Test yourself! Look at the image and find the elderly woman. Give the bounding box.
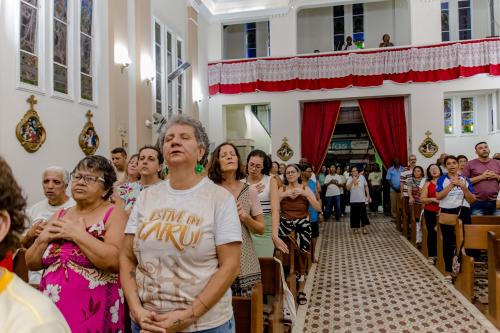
[0,156,71,332]
[25,155,127,333]
[114,145,164,214]
[244,150,282,257]
[208,142,264,296]
[121,116,241,333]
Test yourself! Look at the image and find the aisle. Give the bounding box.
[299,215,499,333]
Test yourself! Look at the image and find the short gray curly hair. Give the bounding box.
[157,115,210,165]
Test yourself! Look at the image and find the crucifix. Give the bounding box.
[85,110,93,123]
[425,130,432,137]
[27,95,37,111]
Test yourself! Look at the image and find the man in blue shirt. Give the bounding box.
[386,157,406,219]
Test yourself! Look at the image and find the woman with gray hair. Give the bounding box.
[120,115,241,333]
[26,155,127,333]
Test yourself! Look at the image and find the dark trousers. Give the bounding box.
[341,192,348,214]
[440,206,471,272]
[424,210,438,257]
[324,195,341,220]
[350,202,370,228]
[369,187,382,212]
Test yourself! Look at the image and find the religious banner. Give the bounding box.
[78,110,99,155]
[277,137,293,161]
[15,95,46,153]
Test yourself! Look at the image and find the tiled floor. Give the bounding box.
[298,215,499,333]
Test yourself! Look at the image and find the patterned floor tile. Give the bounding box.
[303,217,498,333]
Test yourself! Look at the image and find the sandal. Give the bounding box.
[297,292,307,305]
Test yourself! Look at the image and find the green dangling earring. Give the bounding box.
[163,165,169,177]
[195,162,204,175]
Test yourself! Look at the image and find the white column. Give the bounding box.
[409,0,442,44]
[269,11,297,57]
[270,97,301,163]
[409,87,445,167]
[207,22,223,62]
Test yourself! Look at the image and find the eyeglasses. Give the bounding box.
[70,173,105,185]
[248,163,263,170]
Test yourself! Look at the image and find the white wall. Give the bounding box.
[223,24,245,59]
[297,7,332,54]
[365,1,395,49]
[208,76,500,168]
[151,0,187,40]
[472,0,492,39]
[0,0,110,205]
[197,13,210,135]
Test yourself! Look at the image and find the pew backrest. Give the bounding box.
[472,215,500,225]
[456,221,500,250]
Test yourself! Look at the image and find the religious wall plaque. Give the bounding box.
[418,130,439,158]
[277,137,294,161]
[15,95,46,153]
[78,110,99,156]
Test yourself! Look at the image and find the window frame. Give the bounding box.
[457,0,472,40]
[444,95,478,137]
[16,0,46,94]
[153,19,165,116]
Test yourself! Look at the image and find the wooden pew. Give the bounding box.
[13,248,28,283]
[401,198,410,239]
[395,197,403,232]
[436,222,446,274]
[259,258,285,333]
[410,204,423,246]
[420,212,429,258]
[436,215,500,276]
[487,231,500,328]
[232,283,264,333]
[472,216,500,225]
[454,220,500,301]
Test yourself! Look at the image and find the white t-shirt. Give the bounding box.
[347,175,368,203]
[368,172,382,186]
[436,174,474,209]
[26,198,76,284]
[337,174,346,194]
[324,174,342,197]
[26,198,76,230]
[0,269,71,333]
[126,177,242,332]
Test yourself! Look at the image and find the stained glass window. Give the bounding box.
[53,0,68,94]
[80,0,93,101]
[154,22,163,114]
[461,97,474,133]
[20,0,39,86]
[444,99,453,134]
[441,2,449,42]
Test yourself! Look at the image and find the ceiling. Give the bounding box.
[199,0,291,15]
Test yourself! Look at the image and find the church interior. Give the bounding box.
[1,0,500,332]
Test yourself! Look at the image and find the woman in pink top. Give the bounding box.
[26,155,127,333]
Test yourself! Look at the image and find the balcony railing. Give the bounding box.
[208,38,500,96]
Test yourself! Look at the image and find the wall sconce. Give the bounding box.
[146,76,155,86]
[120,60,131,73]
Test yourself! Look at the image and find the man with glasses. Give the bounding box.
[23,166,75,284]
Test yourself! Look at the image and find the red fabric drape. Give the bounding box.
[301,101,341,172]
[359,97,408,169]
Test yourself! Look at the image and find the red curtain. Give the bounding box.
[301,101,341,172]
[359,97,408,169]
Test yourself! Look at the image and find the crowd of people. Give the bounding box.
[1,113,499,332]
